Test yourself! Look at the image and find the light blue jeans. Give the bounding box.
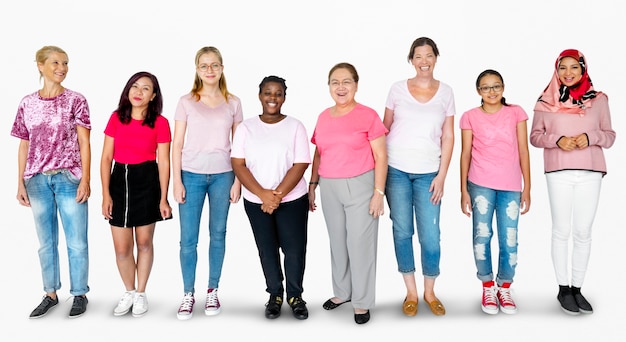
[179,170,234,292]
[386,166,440,277]
[467,181,520,285]
[25,171,89,295]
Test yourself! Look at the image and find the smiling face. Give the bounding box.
[477,74,504,106]
[328,67,358,106]
[410,44,437,76]
[259,81,285,115]
[196,52,223,86]
[557,56,583,87]
[128,76,156,110]
[37,51,68,85]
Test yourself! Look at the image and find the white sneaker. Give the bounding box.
[132,292,148,317]
[205,288,221,316]
[113,290,135,316]
[177,292,195,320]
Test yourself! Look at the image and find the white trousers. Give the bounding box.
[545,170,602,287]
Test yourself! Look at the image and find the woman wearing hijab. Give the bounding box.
[530,49,615,315]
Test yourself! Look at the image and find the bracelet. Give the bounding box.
[309,181,319,185]
[374,187,385,196]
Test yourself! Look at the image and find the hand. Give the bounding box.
[368,193,385,218]
[573,133,589,149]
[173,181,186,204]
[230,183,241,204]
[160,200,173,219]
[308,190,317,212]
[461,191,471,217]
[102,196,113,220]
[16,183,30,207]
[76,180,90,204]
[429,175,445,205]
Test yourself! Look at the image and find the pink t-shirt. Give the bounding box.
[311,103,388,178]
[231,115,311,204]
[459,104,528,191]
[174,93,243,174]
[104,112,172,164]
[11,89,91,180]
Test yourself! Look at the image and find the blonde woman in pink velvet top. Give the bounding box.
[530,49,615,315]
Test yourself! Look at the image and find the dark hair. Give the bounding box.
[327,62,359,84]
[115,71,163,128]
[259,75,287,95]
[476,69,509,106]
[407,37,440,63]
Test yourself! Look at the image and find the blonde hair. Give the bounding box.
[191,46,231,103]
[35,46,68,81]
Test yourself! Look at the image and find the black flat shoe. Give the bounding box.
[288,297,308,320]
[265,295,283,319]
[322,298,351,310]
[354,310,370,324]
[571,287,593,314]
[557,286,580,315]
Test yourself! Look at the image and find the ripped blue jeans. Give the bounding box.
[467,181,520,286]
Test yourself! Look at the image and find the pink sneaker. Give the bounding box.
[177,292,195,320]
[205,288,221,316]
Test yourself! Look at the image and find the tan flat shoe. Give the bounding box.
[402,297,418,316]
[424,297,446,316]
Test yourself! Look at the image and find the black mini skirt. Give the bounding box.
[109,160,164,227]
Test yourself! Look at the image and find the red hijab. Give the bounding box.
[534,49,598,114]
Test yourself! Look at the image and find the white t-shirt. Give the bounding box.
[385,80,455,173]
[231,115,311,204]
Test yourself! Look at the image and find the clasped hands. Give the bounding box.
[557,134,588,151]
[260,189,283,214]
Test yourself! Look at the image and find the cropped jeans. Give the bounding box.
[179,170,234,293]
[386,166,441,278]
[25,171,90,296]
[467,181,520,285]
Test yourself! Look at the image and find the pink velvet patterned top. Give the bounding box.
[11,89,91,180]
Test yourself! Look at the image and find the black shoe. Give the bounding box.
[288,296,308,320]
[557,286,580,315]
[322,298,351,310]
[354,310,370,324]
[30,295,59,318]
[69,295,88,318]
[265,295,283,319]
[571,287,593,314]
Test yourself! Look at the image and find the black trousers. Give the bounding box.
[244,194,309,299]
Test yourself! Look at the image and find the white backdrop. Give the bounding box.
[1,0,624,340]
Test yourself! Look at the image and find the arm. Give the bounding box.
[369,135,387,218]
[274,163,310,204]
[171,120,186,204]
[231,157,281,214]
[16,139,30,207]
[576,95,616,150]
[75,126,91,204]
[459,129,472,217]
[382,107,394,130]
[157,142,172,219]
[308,147,320,212]
[431,115,454,205]
[517,120,531,214]
[100,136,114,219]
[230,121,242,203]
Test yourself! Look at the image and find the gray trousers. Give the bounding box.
[320,170,379,309]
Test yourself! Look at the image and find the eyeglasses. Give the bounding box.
[477,84,503,93]
[329,79,355,88]
[197,63,222,72]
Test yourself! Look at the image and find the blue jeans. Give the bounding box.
[386,166,440,277]
[243,195,308,299]
[25,171,89,295]
[467,181,520,285]
[179,170,234,292]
